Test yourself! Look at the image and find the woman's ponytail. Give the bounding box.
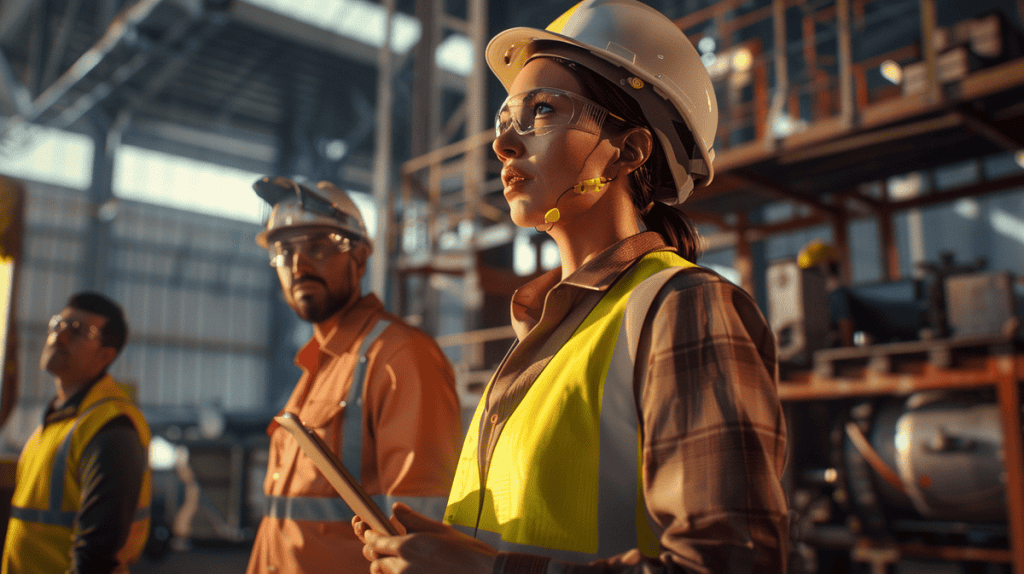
[641,201,703,262]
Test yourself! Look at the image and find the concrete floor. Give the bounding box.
[133,542,253,574]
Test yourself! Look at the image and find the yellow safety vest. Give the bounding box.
[446,251,696,560]
[2,375,152,574]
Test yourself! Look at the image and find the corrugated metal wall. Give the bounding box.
[7,179,274,447]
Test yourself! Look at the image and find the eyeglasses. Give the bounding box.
[269,232,352,268]
[495,87,627,138]
[48,315,102,341]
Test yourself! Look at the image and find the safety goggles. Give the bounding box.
[268,232,352,268]
[48,315,102,341]
[495,87,626,138]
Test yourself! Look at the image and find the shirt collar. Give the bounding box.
[45,372,106,424]
[510,232,671,337]
[295,293,384,370]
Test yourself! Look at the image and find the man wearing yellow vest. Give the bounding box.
[3,292,151,574]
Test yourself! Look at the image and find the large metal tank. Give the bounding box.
[839,392,1008,531]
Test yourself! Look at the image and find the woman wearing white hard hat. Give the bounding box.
[354,1,788,572]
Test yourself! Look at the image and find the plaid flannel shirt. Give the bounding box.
[479,232,789,574]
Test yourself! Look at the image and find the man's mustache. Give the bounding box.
[292,275,327,289]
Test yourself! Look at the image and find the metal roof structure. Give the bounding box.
[0,0,414,187]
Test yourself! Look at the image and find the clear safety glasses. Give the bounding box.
[48,315,101,341]
[494,87,626,138]
[268,232,352,268]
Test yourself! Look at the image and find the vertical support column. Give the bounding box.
[368,0,396,300]
[877,206,901,280]
[768,0,787,143]
[82,111,117,293]
[735,214,754,296]
[265,65,303,408]
[836,0,854,125]
[831,212,851,285]
[919,0,939,102]
[410,0,440,160]
[801,12,817,119]
[995,354,1024,572]
[462,0,487,369]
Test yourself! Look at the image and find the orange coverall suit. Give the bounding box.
[247,293,462,574]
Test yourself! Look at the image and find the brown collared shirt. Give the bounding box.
[483,232,789,574]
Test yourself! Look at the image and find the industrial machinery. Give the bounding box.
[775,257,1024,572]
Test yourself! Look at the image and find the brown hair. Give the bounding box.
[545,57,703,262]
[68,292,128,354]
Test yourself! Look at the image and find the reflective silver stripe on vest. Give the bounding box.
[266,493,447,522]
[8,506,77,529]
[13,396,151,529]
[596,267,682,556]
[453,523,595,562]
[382,495,449,521]
[341,319,392,484]
[50,399,122,514]
[266,495,358,522]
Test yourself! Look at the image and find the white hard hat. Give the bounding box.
[254,177,371,250]
[486,0,718,204]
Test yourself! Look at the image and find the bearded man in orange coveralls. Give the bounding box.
[246,176,462,574]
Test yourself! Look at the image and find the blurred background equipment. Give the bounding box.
[0,176,24,550]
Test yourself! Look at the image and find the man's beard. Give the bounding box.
[287,276,355,324]
[293,293,345,324]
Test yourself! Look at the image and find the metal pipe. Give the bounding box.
[368,0,396,300]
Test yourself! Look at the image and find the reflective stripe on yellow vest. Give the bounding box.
[445,251,696,559]
[2,375,152,574]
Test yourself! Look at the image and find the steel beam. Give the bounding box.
[0,0,35,42]
[41,0,86,90]
[0,48,31,117]
[23,0,168,124]
[228,1,411,70]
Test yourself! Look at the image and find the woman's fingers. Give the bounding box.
[391,503,448,534]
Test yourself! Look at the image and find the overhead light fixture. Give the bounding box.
[732,47,753,73]
[697,37,716,54]
[771,113,806,138]
[435,35,474,77]
[1015,149,1024,169]
[880,59,903,84]
[324,139,348,161]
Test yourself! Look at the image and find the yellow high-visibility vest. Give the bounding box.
[2,375,151,574]
[446,251,696,560]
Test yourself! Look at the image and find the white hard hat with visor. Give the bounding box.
[254,176,372,266]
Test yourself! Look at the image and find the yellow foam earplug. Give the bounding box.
[574,177,606,195]
[544,208,561,223]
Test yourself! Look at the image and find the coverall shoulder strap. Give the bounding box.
[341,318,392,483]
